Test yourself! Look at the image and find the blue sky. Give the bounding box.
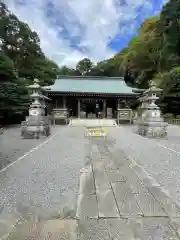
[5,0,168,67]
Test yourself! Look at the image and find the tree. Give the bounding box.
[159,0,180,69]
[0,53,29,123]
[76,58,93,75]
[0,2,60,85]
[0,2,61,124]
[119,16,163,88]
[0,53,15,113]
[58,65,81,76]
[154,67,180,114]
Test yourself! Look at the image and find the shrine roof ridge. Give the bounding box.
[56,75,124,80]
[43,75,138,95]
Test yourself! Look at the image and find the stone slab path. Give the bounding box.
[1,126,180,239]
[76,136,180,239]
[108,125,180,205]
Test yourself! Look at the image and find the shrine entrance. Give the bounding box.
[80,99,104,118]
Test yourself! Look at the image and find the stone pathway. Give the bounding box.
[108,125,180,204]
[7,133,180,239]
[76,136,180,239]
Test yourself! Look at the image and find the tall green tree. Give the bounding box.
[0,2,61,123]
[0,2,60,85]
[76,58,93,75]
[159,0,180,70]
[0,53,29,123]
[58,65,81,76]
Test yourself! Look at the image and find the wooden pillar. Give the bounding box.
[124,97,127,108]
[117,99,120,109]
[103,99,106,118]
[53,110,55,126]
[78,99,80,118]
[63,96,66,108]
[117,99,120,125]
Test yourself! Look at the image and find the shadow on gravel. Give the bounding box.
[0,127,43,171]
[8,194,79,240]
[8,219,79,240]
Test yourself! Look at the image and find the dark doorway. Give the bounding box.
[67,97,78,117]
[106,99,117,118]
[81,99,103,118]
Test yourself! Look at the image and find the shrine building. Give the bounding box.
[42,76,138,124]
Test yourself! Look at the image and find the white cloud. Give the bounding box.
[4,0,167,67]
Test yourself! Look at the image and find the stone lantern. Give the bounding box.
[136,81,168,138]
[28,78,46,117]
[21,78,51,139]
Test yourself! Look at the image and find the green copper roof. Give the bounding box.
[43,76,135,95]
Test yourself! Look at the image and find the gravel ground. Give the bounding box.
[1,124,180,237]
[0,126,86,224]
[108,124,180,204]
[0,125,48,170]
[2,130,180,240]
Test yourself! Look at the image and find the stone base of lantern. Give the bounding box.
[137,121,168,138]
[21,116,51,139]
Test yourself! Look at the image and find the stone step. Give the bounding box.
[70,119,117,127]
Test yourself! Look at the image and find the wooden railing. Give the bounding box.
[132,116,180,126]
[165,119,180,125]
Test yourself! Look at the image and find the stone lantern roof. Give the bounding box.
[28,78,41,89]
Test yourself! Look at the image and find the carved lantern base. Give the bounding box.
[137,121,168,138]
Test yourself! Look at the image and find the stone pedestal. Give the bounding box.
[137,119,168,138]
[52,108,69,125]
[117,108,133,125]
[21,115,51,139]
